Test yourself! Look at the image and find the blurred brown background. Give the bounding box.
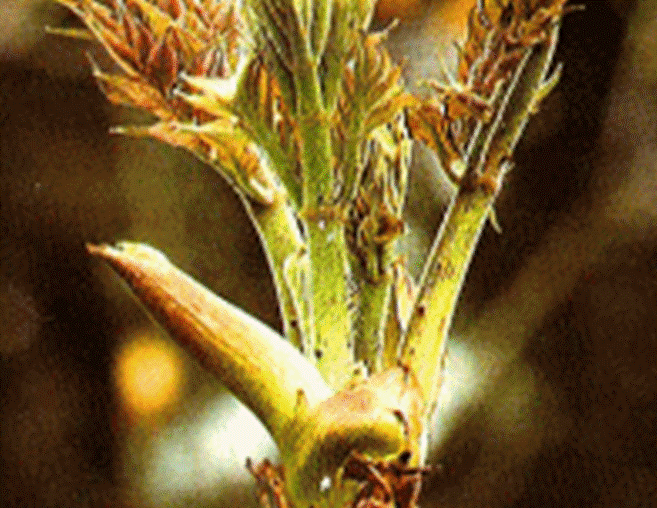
[1,1,655,507]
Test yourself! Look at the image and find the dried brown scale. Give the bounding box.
[192,1,211,25]
[429,82,492,122]
[107,24,141,66]
[94,71,176,119]
[300,204,346,226]
[167,0,184,19]
[247,458,290,508]
[120,10,139,53]
[405,105,461,171]
[88,0,120,30]
[143,32,174,92]
[135,17,155,62]
[480,47,526,90]
[341,451,430,508]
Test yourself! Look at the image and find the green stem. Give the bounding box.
[401,22,563,457]
[353,275,391,373]
[381,278,403,369]
[304,220,354,388]
[400,182,495,421]
[244,188,312,354]
[297,51,354,388]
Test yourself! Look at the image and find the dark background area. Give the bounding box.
[1,1,655,507]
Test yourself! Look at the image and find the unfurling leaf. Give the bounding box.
[53,1,284,203]
[92,67,176,119]
[233,55,303,204]
[333,28,411,201]
[54,0,244,101]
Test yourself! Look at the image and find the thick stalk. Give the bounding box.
[304,219,354,388]
[400,183,497,423]
[283,365,425,508]
[401,22,563,459]
[89,244,422,508]
[87,242,332,445]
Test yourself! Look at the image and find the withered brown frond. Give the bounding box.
[458,0,572,90]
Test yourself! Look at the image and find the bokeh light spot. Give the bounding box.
[114,334,184,417]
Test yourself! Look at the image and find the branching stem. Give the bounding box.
[401,22,563,461]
